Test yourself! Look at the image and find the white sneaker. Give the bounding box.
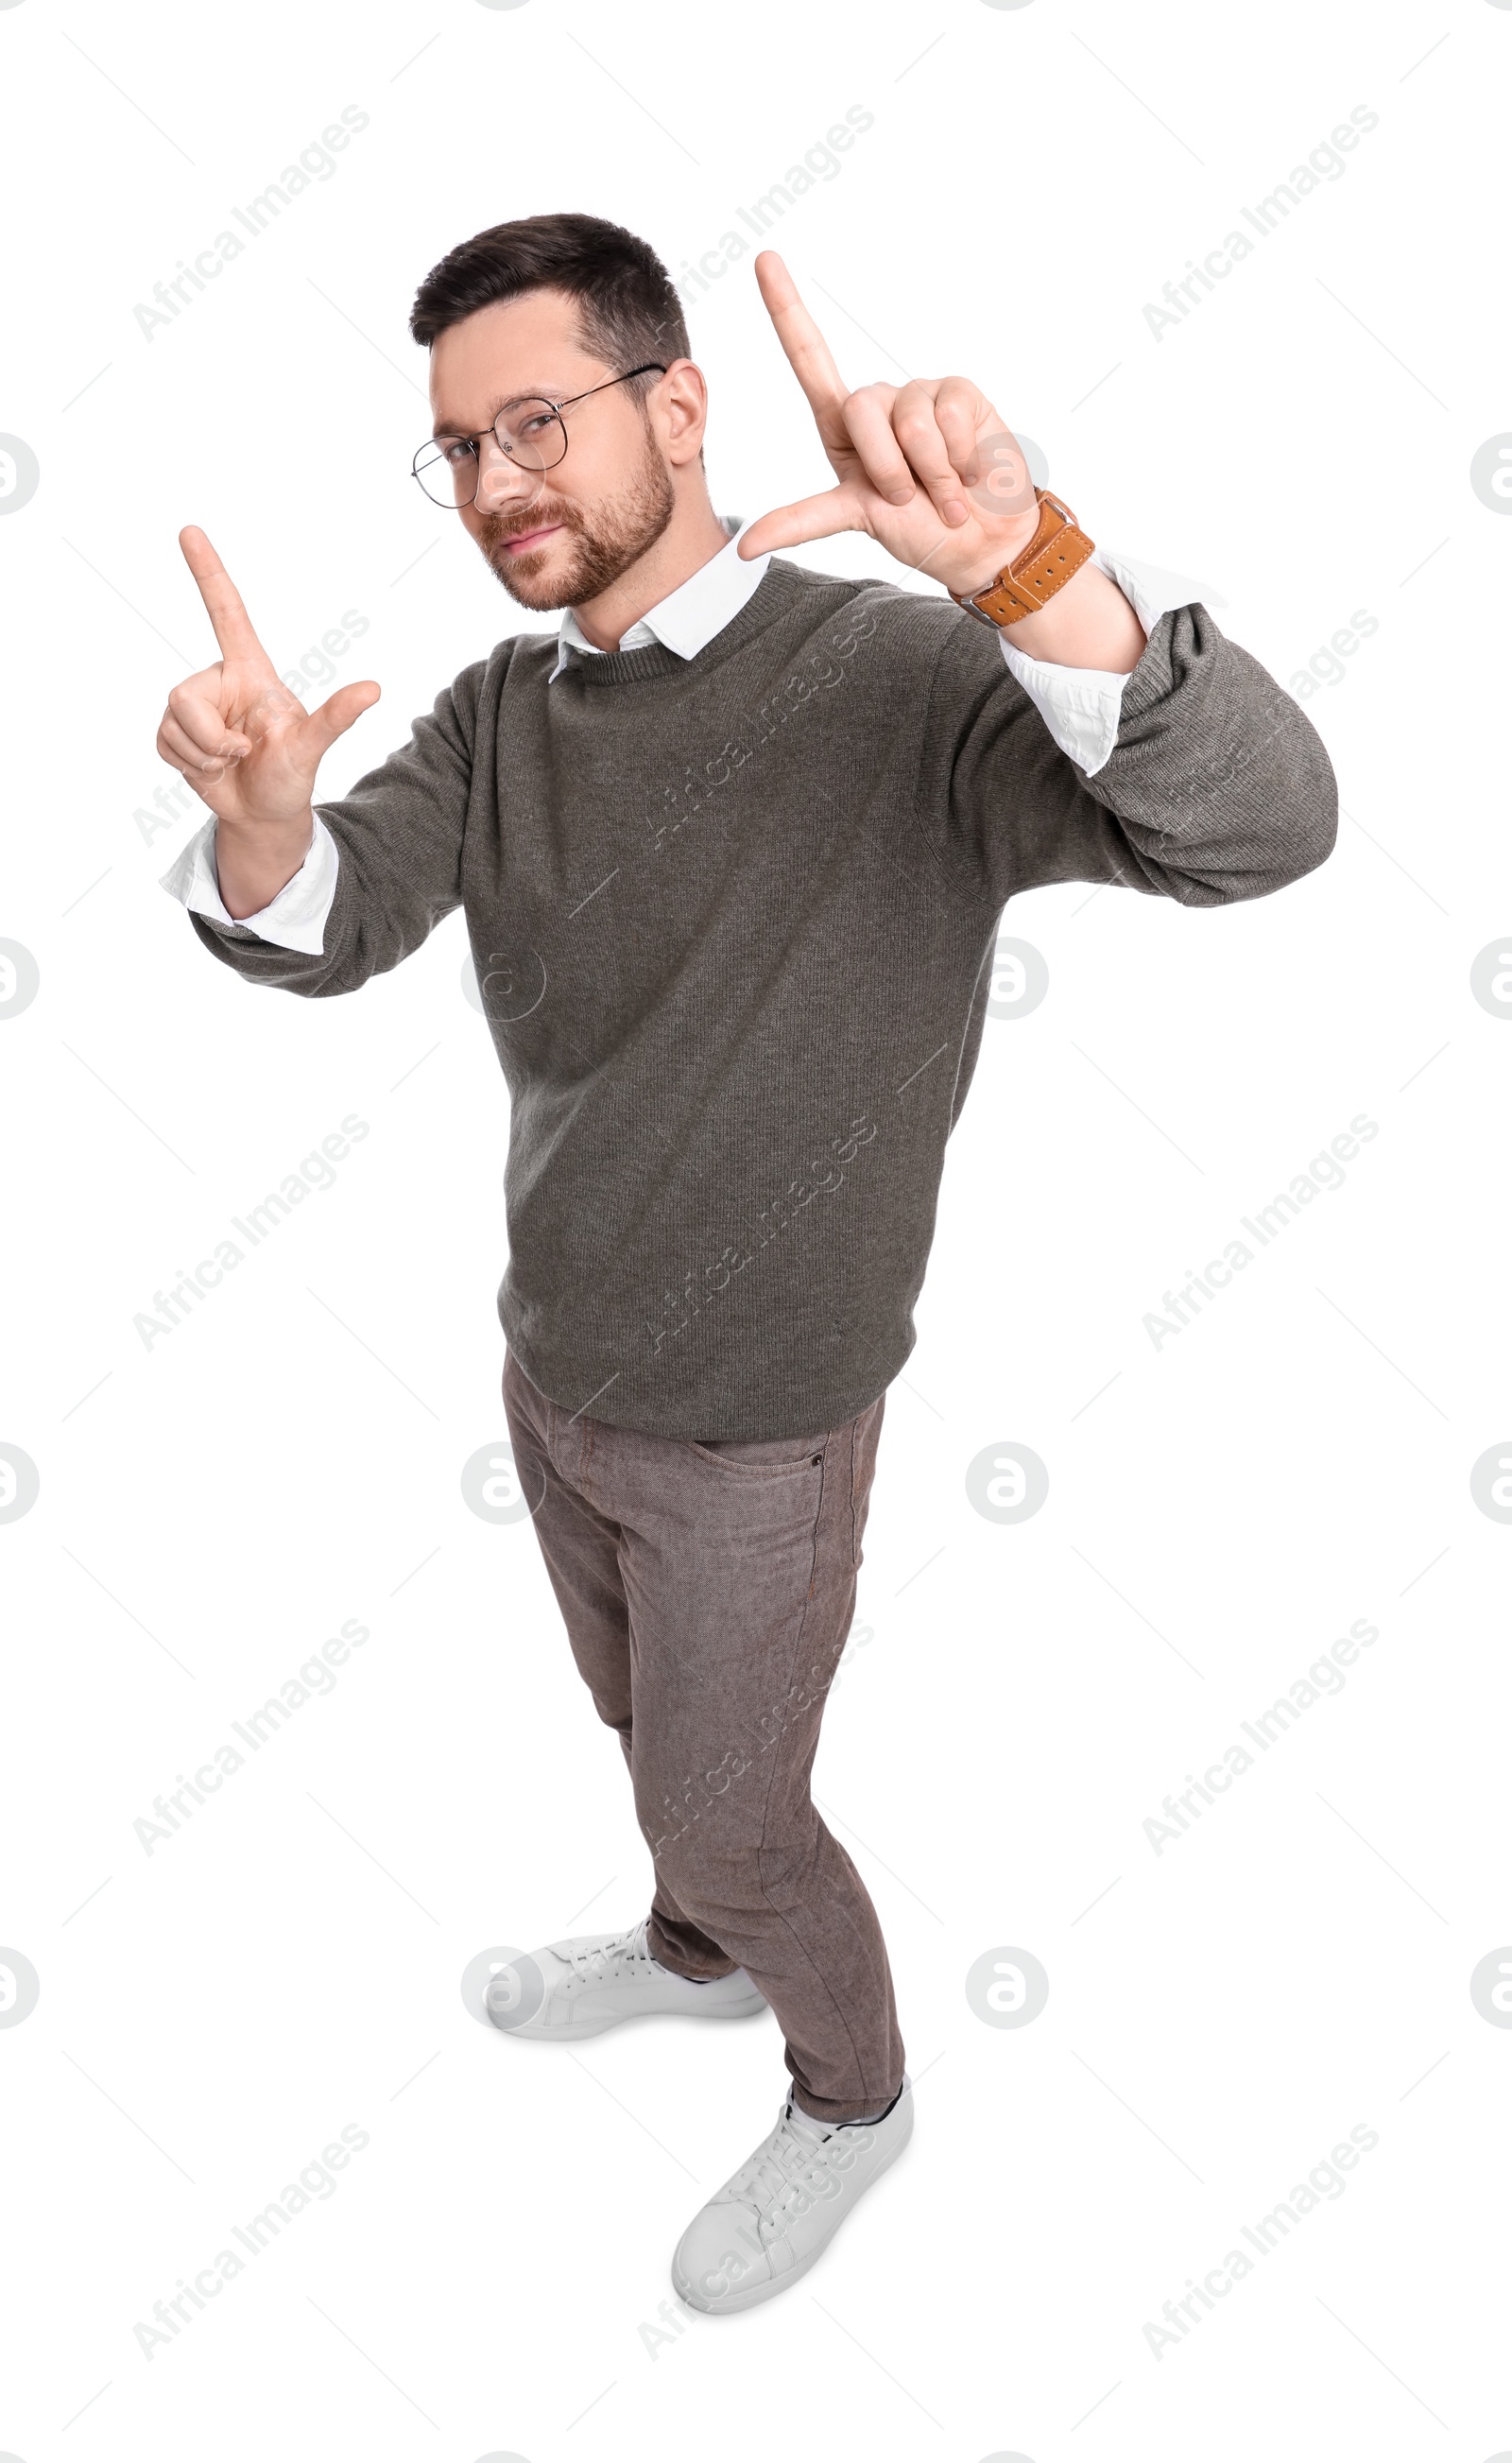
[484,1918,767,2040]
[672,2077,913,2313]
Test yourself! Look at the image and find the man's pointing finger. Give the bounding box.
[179,525,273,667]
[754,250,850,427]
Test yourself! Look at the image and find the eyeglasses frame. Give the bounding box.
[411,361,669,508]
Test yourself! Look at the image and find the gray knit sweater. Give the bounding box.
[188,559,1336,1437]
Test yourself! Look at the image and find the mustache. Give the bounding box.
[477,491,582,549]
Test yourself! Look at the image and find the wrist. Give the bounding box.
[953,490,1097,633]
[953,518,1040,600]
[994,560,1146,674]
[213,809,316,920]
[215,807,315,851]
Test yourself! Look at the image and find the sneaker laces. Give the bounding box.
[561,1919,656,1984]
[727,2102,863,2237]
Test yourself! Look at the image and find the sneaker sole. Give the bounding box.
[674,2102,915,2314]
[490,1988,769,2040]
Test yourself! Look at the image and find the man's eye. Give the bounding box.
[516,412,556,440]
[439,439,474,466]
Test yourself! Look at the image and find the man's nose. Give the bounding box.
[474,433,542,512]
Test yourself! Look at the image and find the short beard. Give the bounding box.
[475,426,677,612]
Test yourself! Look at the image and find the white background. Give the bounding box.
[2,0,1510,2455]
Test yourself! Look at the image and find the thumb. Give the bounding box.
[738,485,857,560]
[299,677,381,760]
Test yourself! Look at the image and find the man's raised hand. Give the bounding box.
[737,252,1043,599]
[156,527,380,829]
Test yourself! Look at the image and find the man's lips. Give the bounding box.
[499,521,564,556]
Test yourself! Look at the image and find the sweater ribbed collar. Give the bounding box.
[562,564,804,688]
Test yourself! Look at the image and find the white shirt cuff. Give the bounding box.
[159,812,340,957]
[995,546,1222,778]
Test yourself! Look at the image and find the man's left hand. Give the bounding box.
[739,251,1041,600]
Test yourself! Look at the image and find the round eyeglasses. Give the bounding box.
[411,363,667,508]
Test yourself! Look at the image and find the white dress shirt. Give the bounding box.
[161,522,1206,958]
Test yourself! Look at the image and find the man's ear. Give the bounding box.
[659,358,711,468]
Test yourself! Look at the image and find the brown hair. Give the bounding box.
[409,210,689,403]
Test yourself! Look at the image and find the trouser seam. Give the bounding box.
[751,1433,880,2108]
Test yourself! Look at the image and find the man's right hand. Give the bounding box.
[156,526,380,918]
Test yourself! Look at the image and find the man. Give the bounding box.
[157,213,1336,2313]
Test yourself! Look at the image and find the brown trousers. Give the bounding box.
[502,1348,904,2124]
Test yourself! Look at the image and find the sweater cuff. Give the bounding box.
[159,813,340,956]
[995,545,1222,777]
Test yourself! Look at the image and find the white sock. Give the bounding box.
[790,2076,905,2133]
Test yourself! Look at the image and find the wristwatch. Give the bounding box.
[954,488,1096,628]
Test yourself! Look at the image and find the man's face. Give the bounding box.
[428,287,675,611]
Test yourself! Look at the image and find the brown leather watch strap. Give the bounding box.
[957,488,1096,627]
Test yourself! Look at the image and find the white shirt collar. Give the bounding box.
[548,519,770,680]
